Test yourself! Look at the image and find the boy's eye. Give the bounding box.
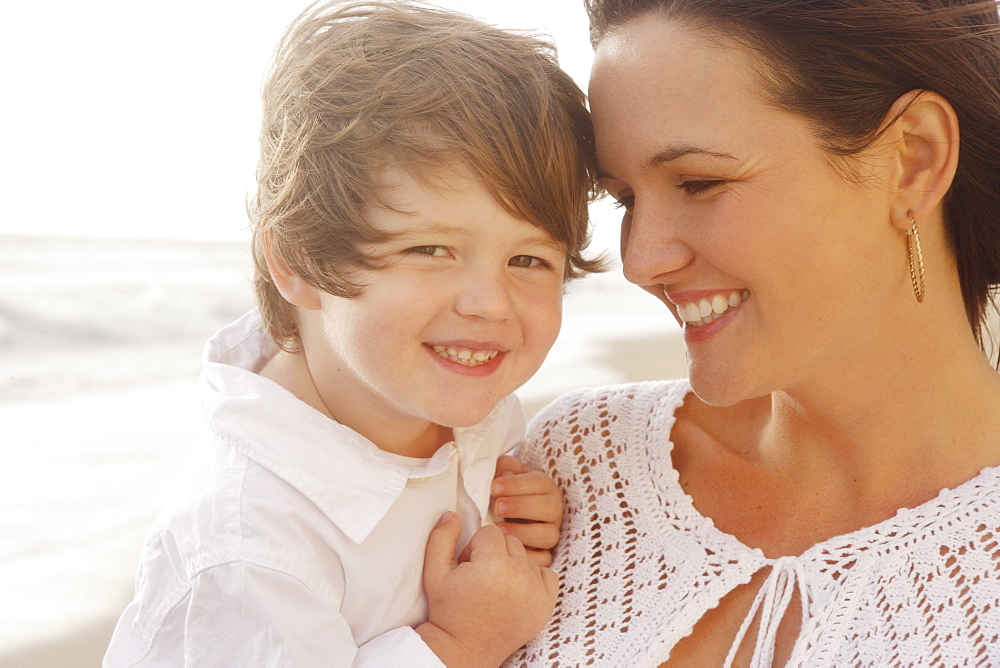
[508,255,550,269]
[407,245,449,257]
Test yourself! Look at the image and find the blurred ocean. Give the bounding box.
[0,233,681,664]
[0,235,255,663]
[0,235,254,401]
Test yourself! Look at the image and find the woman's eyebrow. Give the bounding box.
[647,143,739,168]
[597,144,739,180]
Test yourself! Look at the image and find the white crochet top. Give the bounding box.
[507,380,1000,667]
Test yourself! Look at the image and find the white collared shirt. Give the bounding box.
[105,311,525,667]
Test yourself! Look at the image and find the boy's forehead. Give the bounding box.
[373,161,469,197]
[365,163,564,250]
[368,162,486,219]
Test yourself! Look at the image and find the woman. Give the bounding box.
[509,1,1000,665]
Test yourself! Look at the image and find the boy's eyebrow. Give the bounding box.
[529,234,569,255]
[392,223,470,238]
[393,222,565,252]
[597,143,739,180]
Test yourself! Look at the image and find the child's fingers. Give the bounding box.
[494,454,526,478]
[464,522,508,560]
[493,492,563,525]
[540,565,559,598]
[423,512,462,584]
[491,469,559,498]
[503,532,528,557]
[498,520,560,551]
[525,547,554,568]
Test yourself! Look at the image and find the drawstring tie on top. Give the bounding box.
[724,555,812,667]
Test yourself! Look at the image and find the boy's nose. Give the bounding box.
[454,271,514,321]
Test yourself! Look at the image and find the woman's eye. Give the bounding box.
[677,179,725,196]
[509,255,551,269]
[407,245,449,257]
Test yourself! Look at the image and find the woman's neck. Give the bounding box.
[762,315,1000,502]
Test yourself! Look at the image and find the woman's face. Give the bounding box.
[589,15,905,405]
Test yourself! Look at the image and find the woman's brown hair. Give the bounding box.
[586,0,1000,352]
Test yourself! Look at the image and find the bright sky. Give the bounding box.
[1,1,596,241]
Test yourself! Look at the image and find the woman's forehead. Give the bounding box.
[588,17,775,164]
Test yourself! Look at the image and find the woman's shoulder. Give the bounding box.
[529,378,690,429]
[521,379,689,474]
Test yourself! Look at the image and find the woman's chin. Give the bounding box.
[687,366,766,408]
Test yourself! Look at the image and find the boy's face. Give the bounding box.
[303,162,566,448]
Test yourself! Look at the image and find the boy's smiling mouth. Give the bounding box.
[430,345,502,367]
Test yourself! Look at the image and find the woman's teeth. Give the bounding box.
[431,345,500,367]
[678,290,750,327]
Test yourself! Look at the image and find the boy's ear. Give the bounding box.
[261,233,323,311]
[880,89,959,230]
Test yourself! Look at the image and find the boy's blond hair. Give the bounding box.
[250,0,602,350]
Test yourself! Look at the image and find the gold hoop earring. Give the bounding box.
[906,209,925,304]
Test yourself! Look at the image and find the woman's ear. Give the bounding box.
[261,233,323,311]
[880,89,960,229]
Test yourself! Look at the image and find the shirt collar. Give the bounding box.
[200,311,522,544]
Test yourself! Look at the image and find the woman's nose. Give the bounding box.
[620,205,694,286]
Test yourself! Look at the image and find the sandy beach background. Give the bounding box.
[0,232,687,667]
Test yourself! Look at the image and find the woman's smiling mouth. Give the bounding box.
[676,290,750,327]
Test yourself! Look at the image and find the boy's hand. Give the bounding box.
[490,455,563,567]
[417,513,558,667]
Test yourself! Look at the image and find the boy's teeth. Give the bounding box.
[678,290,750,327]
[431,345,500,367]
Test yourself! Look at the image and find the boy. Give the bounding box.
[105,1,601,665]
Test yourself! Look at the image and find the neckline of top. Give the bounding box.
[645,379,1000,566]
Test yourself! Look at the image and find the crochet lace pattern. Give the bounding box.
[506,380,1000,667]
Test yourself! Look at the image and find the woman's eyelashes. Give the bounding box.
[676,179,727,196]
[612,195,635,213]
[609,179,727,212]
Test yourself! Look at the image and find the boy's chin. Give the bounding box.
[435,413,492,430]
[429,402,504,431]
